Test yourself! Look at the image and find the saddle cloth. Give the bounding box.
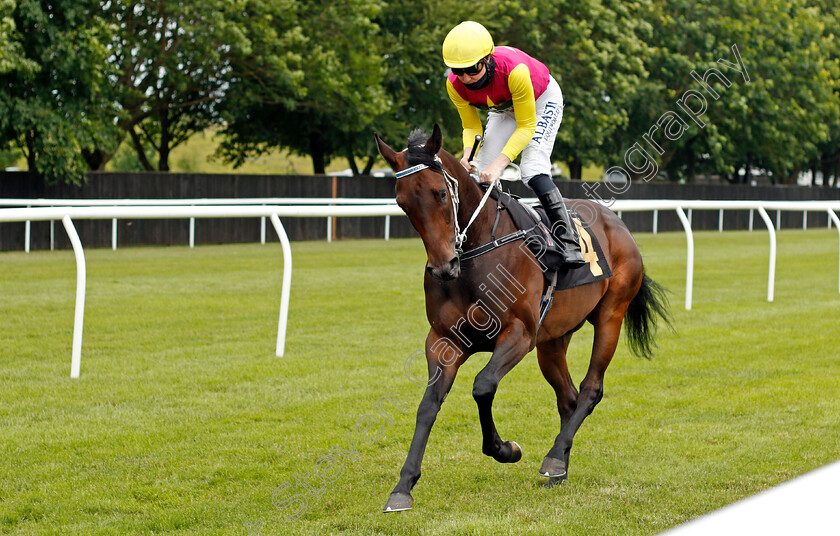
[487,188,612,291]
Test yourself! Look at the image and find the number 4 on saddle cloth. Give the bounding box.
[475,185,612,290]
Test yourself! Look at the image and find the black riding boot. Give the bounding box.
[528,174,586,266]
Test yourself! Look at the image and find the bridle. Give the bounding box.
[394,153,498,256]
[394,148,556,329]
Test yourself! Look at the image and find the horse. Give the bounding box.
[374,124,670,513]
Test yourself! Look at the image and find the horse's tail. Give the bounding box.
[624,272,672,359]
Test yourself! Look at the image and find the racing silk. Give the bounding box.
[446,46,551,161]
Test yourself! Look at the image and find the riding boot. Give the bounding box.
[528,174,586,266]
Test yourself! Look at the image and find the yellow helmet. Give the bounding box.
[442,21,494,68]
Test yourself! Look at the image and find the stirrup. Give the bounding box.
[556,234,586,266]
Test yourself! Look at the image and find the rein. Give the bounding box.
[395,155,524,259]
[396,152,555,330]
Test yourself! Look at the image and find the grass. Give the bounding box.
[1,229,839,535]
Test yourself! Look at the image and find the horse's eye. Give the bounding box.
[438,189,447,202]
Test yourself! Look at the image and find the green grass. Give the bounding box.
[1,230,839,535]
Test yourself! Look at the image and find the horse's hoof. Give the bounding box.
[542,475,567,488]
[539,456,567,478]
[383,492,413,513]
[506,441,522,463]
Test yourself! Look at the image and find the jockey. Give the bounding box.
[442,21,585,266]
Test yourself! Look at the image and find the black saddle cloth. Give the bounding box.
[485,187,612,291]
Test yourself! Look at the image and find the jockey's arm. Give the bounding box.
[445,66,537,183]
[446,79,483,171]
[501,63,537,161]
[481,64,536,183]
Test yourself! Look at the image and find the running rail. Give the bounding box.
[0,198,399,250]
[2,200,839,378]
[0,205,402,378]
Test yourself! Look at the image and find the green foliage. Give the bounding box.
[0,0,36,75]
[612,0,840,183]
[217,0,389,174]
[1,0,839,183]
[370,1,492,161]
[489,0,653,175]
[811,0,840,186]
[0,146,18,168]
[0,0,117,184]
[97,0,257,171]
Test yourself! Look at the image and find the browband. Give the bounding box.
[394,164,431,179]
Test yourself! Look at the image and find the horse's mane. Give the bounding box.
[404,129,442,172]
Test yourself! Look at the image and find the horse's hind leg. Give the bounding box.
[540,310,627,480]
[536,333,578,484]
[473,321,532,464]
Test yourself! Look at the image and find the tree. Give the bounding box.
[610,0,840,184]
[811,0,840,188]
[217,0,388,175]
[0,0,36,75]
[365,1,494,172]
[87,0,255,171]
[0,0,117,184]
[488,0,653,179]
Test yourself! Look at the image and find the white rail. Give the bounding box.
[2,200,839,378]
[5,198,839,252]
[0,204,403,378]
[609,200,840,309]
[62,216,86,379]
[0,198,399,249]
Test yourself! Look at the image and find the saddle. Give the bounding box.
[480,186,613,292]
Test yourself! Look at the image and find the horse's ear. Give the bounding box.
[375,133,399,168]
[427,124,443,155]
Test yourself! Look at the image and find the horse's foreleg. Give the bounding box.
[540,313,623,480]
[473,322,532,464]
[384,334,459,513]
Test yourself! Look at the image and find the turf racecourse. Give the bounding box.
[1,230,839,535]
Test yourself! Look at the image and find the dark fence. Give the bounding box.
[557,180,840,235]
[2,171,839,251]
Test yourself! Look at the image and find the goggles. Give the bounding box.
[451,60,485,76]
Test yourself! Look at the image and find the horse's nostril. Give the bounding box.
[448,257,461,278]
[426,261,459,281]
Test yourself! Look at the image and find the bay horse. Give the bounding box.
[375,124,670,512]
